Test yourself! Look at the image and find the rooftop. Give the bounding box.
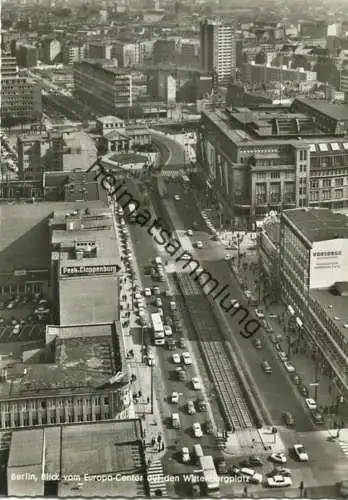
[296,97,348,122]
[97,115,125,124]
[311,288,348,343]
[0,201,105,274]
[283,208,348,244]
[0,325,128,399]
[7,420,145,497]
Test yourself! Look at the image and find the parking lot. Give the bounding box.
[0,295,50,342]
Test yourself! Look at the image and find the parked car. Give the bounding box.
[240,468,262,484]
[278,351,288,362]
[284,361,296,373]
[291,373,301,385]
[299,384,309,397]
[261,361,272,374]
[182,352,192,365]
[182,447,190,463]
[205,421,214,434]
[171,392,179,404]
[240,456,263,468]
[187,400,196,415]
[176,367,187,382]
[192,377,201,390]
[253,338,263,349]
[255,308,264,319]
[267,467,292,478]
[171,353,181,364]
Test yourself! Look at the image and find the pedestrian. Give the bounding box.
[151,437,155,447]
[299,481,304,497]
[243,485,248,497]
[147,396,150,404]
[138,390,142,398]
[161,442,165,451]
[157,434,162,444]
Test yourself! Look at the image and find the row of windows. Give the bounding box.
[299,150,308,161]
[312,251,342,257]
[311,178,345,188]
[310,189,344,201]
[1,397,110,412]
[2,411,111,428]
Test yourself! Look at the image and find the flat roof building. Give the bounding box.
[197,97,348,229]
[280,208,348,398]
[7,419,145,496]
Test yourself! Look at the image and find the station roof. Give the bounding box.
[282,208,348,244]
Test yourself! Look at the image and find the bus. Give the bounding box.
[151,312,165,345]
[199,456,220,496]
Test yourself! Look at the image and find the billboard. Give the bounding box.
[310,239,348,289]
[61,264,121,277]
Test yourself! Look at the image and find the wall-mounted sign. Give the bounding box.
[61,264,121,277]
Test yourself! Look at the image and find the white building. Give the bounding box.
[200,19,236,85]
[280,207,348,398]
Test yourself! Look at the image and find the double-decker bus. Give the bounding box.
[151,312,165,345]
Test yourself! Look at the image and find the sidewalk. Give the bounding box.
[112,209,167,463]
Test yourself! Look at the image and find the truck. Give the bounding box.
[151,312,165,345]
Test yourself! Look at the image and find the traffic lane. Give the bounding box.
[151,132,186,166]
[203,259,314,432]
[166,182,209,230]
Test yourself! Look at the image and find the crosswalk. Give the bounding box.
[147,459,167,497]
[161,169,183,178]
[338,440,348,459]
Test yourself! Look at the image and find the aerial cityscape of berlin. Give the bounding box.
[1,0,348,497]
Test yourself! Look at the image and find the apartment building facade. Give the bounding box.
[200,19,236,85]
[242,62,317,84]
[113,40,144,67]
[196,98,348,229]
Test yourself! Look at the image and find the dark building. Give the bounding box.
[17,44,38,68]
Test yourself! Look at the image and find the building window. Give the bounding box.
[270,171,280,179]
[256,172,267,180]
[310,179,319,189]
[323,178,331,188]
[335,177,344,187]
[335,189,343,199]
[103,397,109,406]
[323,190,331,200]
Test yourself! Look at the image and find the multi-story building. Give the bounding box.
[113,40,144,67]
[74,59,132,115]
[63,42,86,65]
[242,62,317,85]
[179,39,200,67]
[16,44,38,68]
[280,208,348,399]
[1,55,42,126]
[0,204,132,430]
[200,19,236,85]
[340,68,348,102]
[196,98,348,229]
[299,20,328,39]
[41,38,61,64]
[88,42,112,60]
[153,38,179,64]
[17,134,51,181]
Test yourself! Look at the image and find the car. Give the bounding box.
[205,421,214,434]
[305,398,317,410]
[267,475,293,488]
[147,354,155,366]
[34,307,50,315]
[165,289,173,297]
[263,321,273,333]
[157,308,163,316]
[255,309,264,319]
[182,447,190,463]
[164,325,173,336]
[267,467,292,478]
[270,452,287,464]
[174,195,181,201]
[193,422,203,438]
[278,351,288,362]
[155,298,162,307]
[192,377,201,390]
[187,229,193,236]
[293,444,309,461]
[261,361,272,373]
[270,334,278,344]
[187,400,196,415]
[284,361,296,373]
[134,292,142,300]
[283,412,295,426]
[144,288,152,297]
[215,458,228,474]
[291,373,301,385]
[224,254,232,260]
[181,254,190,260]
[311,410,324,424]
[230,299,240,308]
[240,468,262,484]
[299,384,309,397]
[171,392,179,404]
[253,338,263,349]
[195,241,203,249]
[240,456,263,467]
[245,290,252,298]
[182,352,192,365]
[12,324,21,335]
[171,353,181,364]
[153,286,160,295]
[6,302,14,309]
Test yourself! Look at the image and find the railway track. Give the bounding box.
[175,272,254,431]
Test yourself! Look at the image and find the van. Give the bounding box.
[193,444,204,463]
[261,361,272,373]
[172,413,180,429]
[169,301,177,311]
